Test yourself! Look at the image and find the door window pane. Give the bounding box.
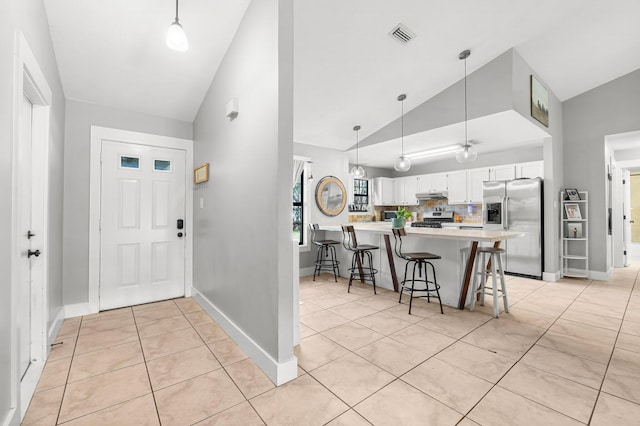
[154,159,171,171]
[120,156,139,169]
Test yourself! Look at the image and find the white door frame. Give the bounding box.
[88,126,193,314]
[11,32,53,422]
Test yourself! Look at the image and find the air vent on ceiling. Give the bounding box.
[389,23,416,44]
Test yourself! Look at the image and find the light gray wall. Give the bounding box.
[0,0,66,423]
[563,68,640,273]
[192,0,294,363]
[62,100,192,305]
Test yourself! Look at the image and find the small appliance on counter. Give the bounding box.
[410,211,454,228]
[383,210,397,222]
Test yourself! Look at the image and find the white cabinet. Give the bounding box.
[446,171,468,204]
[517,161,544,179]
[561,190,588,278]
[372,177,394,206]
[489,164,516,181]
[467,168,489,204]
[394,176,418,206]
[416,173,447,193]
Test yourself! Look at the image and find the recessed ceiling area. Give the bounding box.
[348,110,550,169]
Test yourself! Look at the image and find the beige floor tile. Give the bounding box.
[322,322,385,351]
[300,287,328,300]
[136,315,192,339]
[294,334,350,371]
[403,357,492,414]
[300,309,350,332]
[22,385,65,426]
[355,379,462,425]
[602,348,640,404]
[195,401,264,425]
[434,341,515,383]
[457,418,481,426]
[225,358,275,399]
[512,297,571,317]
[383,303,431,323]
[561,308,622,332]
[461,318,545,361]
[311,353,394,406]
[355,311,414,336]
[58,363,151,423]
[59,394,159,426]
[356,337,429,376]
[68,340,144,382]
[208,337,248,366]
[468,386,582,426]
[250,374,349,426]
[35,356,71,393]
[621,319,640,337]
[146,345,221,390]
[74,325,138,355]
[193,321,228,343]
[617,332,640,353]
[326,409,371,425]
[327,301,378,321]
[174,297,203,314]
[355,295,399,311]
[83,307,132,321]
[49,336,77,361]
[537,330,613,364]
[57,318,81,339]
[498,307,556,329]
[416,311,488,339]
[299,323,317,339]
[549,318,618,347]
[298,300,324,316]
[141,327,203,360]
[520,344,607,389]
[498,363,598,423]
[591,392,640,426]
[133,304,183,324]
[185,309,216,325]
[389,324,455,355]
[309,293,352,309]
[79,311,135,335]
[132,299,177,312]
[570,300,625,319]
[155,369,245,426]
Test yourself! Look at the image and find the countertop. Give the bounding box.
[441,222,483,229]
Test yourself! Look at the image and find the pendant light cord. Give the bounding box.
[464,54,468,149]
[356,129,359,167]
[175,0,180,21]
[401,99,404,156]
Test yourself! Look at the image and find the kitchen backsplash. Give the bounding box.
[372,200,482,223]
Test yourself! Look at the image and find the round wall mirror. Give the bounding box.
[315,176,347,217]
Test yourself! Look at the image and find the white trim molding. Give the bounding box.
[192,288,298,386]
[542,271,561,282]
[88,126,194,314]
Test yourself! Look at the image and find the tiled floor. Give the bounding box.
[23,262,640,425]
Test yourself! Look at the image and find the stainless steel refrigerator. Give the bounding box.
[483,178,543,279]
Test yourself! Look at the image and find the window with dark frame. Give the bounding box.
[292,171,304,245]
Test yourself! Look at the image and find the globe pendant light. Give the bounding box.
[394,94,411,172]
[167,0,189,52]
[456,49,478,163]
[350,125,366,178]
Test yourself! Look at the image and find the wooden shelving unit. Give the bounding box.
[561,190,588,278]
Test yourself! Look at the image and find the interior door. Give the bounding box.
[100,141,186,310]
[18,95,33,378]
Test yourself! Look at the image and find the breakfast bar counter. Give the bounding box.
[319,223,523,309]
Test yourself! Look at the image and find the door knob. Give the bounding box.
[177,232,183,237]
[28,249,41,258]
[27,230,35,239]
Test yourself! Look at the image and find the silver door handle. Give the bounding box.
[503,197,509,231]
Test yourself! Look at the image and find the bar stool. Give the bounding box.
[392,228,443,315]
[469,246,508,318]
[309,224,340,282]
[341,225,379,294]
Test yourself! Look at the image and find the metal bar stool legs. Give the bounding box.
[313,242,340,282]
[342,225,379,295]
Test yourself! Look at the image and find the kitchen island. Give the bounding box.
[319,223,523,309]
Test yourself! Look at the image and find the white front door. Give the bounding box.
[18,94,34,378]
[100,141,186,310]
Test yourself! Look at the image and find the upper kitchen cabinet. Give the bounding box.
[516,161,543,179]
[372,177,394,206]
[489,164,516,181]
[394,176,419,206]
[416,173,447,193]
[467,168,489,203]
[446,171,467,204]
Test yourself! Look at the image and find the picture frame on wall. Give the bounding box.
[531,75,549,127]
[194,163,209,184]
[564,203,582,220]
[565,189,581,201]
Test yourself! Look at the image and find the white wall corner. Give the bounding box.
[299,266,315,277]
[192,288,298,386]
[542,270,561,282]
[64,303,95,319]
[47,308,65,349]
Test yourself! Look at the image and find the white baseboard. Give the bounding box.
[590,269,612,281]
[191,288,297,386]
[2,407,18,426]
[543,271,561,282]
[64,303,95,318]
[19,360,45,420]
[299,266,315,277]
[48,308,65,350]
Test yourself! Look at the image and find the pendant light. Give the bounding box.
[394,94,411,172]
[167,0,189,52]
[350,125,366,178]
[456,49,478,163]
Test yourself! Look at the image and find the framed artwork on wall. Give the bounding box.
[564,203,582,220]
[565,189,581,201]
[531,75,549,127]
[194,163,209,184]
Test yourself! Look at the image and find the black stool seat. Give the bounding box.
[309,224,340,282]
[342,225,379,294]
[313,239,341,246]
[403,252,441,261]
[352,244,379,251]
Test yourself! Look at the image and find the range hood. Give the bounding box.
[416,191,448,200]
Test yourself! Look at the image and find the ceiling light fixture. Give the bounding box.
[167,0,189,52]
[394,94,411,172]
[456,49,477,163]
[350,125,366,178]
[405,144,461,160]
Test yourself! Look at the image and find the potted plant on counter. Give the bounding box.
[392,207,412,228]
